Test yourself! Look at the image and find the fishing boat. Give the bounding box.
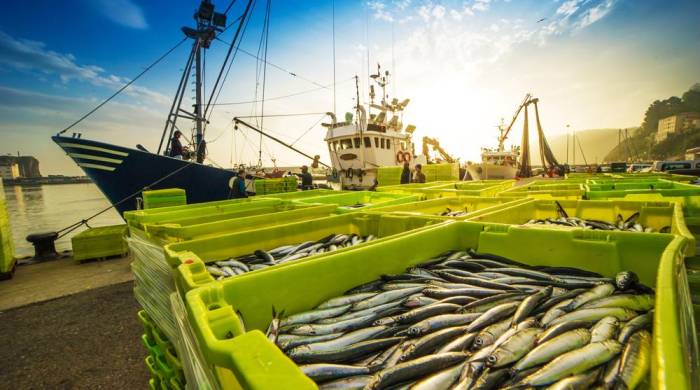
[52,0,297,216]
[323,65,426,189]
[467,94,560,180]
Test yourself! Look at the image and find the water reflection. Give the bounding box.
[3,184,123,258]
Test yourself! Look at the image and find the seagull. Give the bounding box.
[537,18,546,23]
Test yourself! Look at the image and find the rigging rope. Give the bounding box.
[57,37,188,135]
[291,114,326,146]
[213,77,353,106]
[257,0,272,167]
[332,0,337,115]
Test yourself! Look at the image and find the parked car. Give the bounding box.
[627,163,652,173]
[650,160,700,172]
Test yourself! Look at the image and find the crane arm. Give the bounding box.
[422,136,455,163]
[499,93,532,146]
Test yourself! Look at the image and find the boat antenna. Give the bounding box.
[57,37,187,136]
[257,0,272,167]
[332,0,337,115]
[391,20,396,97]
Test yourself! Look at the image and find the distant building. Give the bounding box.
[0,161,20,180]
[686,147,700,160]
[0,155,41,178]
[656,112,700,143]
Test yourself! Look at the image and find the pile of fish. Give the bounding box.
[439,208,469,217]
[344,203,372,209]
[525,203,670,233]
[267,250,653,389]
[206,233,375,280]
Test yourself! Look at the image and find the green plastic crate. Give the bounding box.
[374,180,456,193]
[469,198,696,256]
[152,325,172,353]
[255,189,340,200]
[418,180,515,198]
[497,182,585,200]
[142,334,163,359]
[294,191,421,213]
[584,180,700,225]
[367,195,528,220]
[144,204,339,244]
[143,188,187,209]
[167,213,446,293]
[155,353,176,382]
[0,197,15,276]
[185,221,697,390]
[376,166,403,186]
[71,224,128,262]
[137,310,156,340]
[148,378,159,390]
[125,198,286,231]
[165,346,185,384]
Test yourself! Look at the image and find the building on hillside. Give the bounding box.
[0,155,41,178]
[0,160,20,180]
[685,147,700,160]
[656,112,700,143]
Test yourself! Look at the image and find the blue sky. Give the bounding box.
[1,0,699,174]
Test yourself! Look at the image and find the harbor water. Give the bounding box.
[2,183,123,258]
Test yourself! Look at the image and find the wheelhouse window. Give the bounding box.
[353,137,361,148]
[332,141,338,151]
[340,139,353,150]
[374,137,379,147]
[380,138,385,148]
[364,137,371,147]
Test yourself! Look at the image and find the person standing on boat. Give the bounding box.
[400,162,411,184]
[413,164,426,183]
[231,169,248,198]
[299,165,313,190]
[169,131,184,159]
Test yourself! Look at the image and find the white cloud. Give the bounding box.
[577,0,616,29]
[472,0,491,12]
[450,9,463,21]
[0,31,169,106]
[432,5,446,19]
[93,0,148,29]
[368,1,395,22]
[556,0,581,17]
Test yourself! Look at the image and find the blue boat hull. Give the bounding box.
[52,136,237,217]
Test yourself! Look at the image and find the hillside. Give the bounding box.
[604,83,700,161]
[530,128,620,165]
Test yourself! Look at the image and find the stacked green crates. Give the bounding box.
[421,162,460,182]
[254,177,297,195]
[182,221,697,389]
[138,310,186,389]
[71,224,128,262]
[376,166,403,186]
[0,180,14,277]
[143,188,187,209]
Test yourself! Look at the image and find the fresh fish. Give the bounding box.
[590,316,619,343]
[205,265,224,276]
[318,292,377,309]
[617,311,653,344]
[299,363,370,382]
[581,294,654,312]
[513,329,591,371]
[277,333,343,351]
[471,367,511,390]
[352,287,425,311]
[546,368,601,390]
[390,303,461,325]
[289,337,403,364]
[537,320,593,345]
[615,271,639,290]
[548,308,638,327]
[407,313,482,337]
[472,318,513,350]
[436,331,477,353]
[289,313,379,336]
[565,284,616,311]
[460,293,528,313]
[321,299,407,325]
[365,352,468,389]
[281,304,352,327]
[486,328,541,367]
[408,362,465,390]
[292,326,394,354]
[541,299,574,326]
[519,340,622,386]
[614,330,651,390]
[424,287,506,299]
[318,375,372,389]
[399,325,469,361]
[512,286,553,326]
[466,301,521,332]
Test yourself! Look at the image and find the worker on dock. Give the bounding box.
[413,164,426,183]
[400,162,411,184]
[169,131,184,159]
[231,169,248,198]
[300,165,313,190]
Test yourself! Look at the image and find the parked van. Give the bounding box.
[650,160,700,172]
[627,163,652,173]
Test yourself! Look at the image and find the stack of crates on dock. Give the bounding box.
[376,162,460,186]
[253,176,298,195]
[0,180,15,278]
[126,174,700,389]
[71,224,128,262]
[138,310,187,389]
[143,189,187,209]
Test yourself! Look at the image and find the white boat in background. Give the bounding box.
[467,145,520,180]
[323,65,427,189]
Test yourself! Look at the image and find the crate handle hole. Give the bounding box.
[208,304,221,311]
